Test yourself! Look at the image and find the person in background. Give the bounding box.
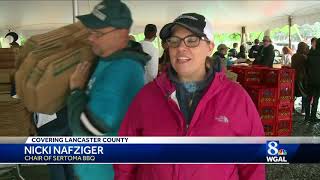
[305,38,320,122]
[249,39,260,59]
[158,38,170,73]
[228,42,238,58]
[212,43,228,72]
[291,42,309,115]
[237,44,247,59]
[115,12,265,180]
[67,0,150,179]
[280,46,293,66]
[255,36,275,67]
[309,37,317,55]
[141,24,159,84]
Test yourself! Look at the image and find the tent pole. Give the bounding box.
[288,16,292,49]
[241,26,246,45]
[264,29,270,37]
[72,0,79,23]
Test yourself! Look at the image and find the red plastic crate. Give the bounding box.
[230,65,247,74]
[230,66,250,79]
[231,66,264,85]
[263,68,295,87]
[277,85,294,105]
[247,86,277,107]
[262,120,277,136]
[277,104,293,120]
[241,71,262,85]
[258,106,277,122]
[276,119,292,136]
[280,68,295,83]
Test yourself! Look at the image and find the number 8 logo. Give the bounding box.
[267,141,279,156]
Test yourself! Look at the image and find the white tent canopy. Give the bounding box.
[1,0,320,38]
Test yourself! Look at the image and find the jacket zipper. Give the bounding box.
[185,124,189,136]
[167,98,187,180]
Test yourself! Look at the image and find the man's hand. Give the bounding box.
[70,61,92,90]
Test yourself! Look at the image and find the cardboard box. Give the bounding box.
[21,45,94,114]
[0,48,18,69]
[0,93,13,102]
[0,98,33,136]
[29,22,84,45]
[15,41,72,99]
[16,50,54,100]
[15,22,93,114]
[18,22,86,65]
[0,69,14,83]
[0,84,11,94]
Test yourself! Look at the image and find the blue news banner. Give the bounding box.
[0,137,320,164]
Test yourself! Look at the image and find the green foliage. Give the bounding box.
[270,25,300,42]
[213,33,241,49]
[296,22,320,42]
[19,35,27,46]
[249,32,264,41]
[131,33,144,42]
[229,33,241,41]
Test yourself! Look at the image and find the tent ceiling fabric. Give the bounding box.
[1,0,320,37]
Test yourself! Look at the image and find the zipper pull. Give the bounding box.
[185,124,189,135]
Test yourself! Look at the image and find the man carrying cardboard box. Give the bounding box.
[67,0,150,179]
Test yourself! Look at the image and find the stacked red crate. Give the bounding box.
[246,85,279,136]
[231,66,265,85]
[231,65,295,136]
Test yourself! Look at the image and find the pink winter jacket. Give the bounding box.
[114,72,265,180]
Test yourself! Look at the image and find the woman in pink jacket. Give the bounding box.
[115,13,265,180]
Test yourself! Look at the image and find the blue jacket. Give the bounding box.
[67,42,150,180]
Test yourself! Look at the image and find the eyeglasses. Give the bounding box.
[88,28,118,39]
[166,35,209,48]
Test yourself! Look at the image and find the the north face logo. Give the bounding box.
[215,116,229,123]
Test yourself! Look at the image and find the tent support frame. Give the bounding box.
[72,0,79,23]
[288,16,293,49]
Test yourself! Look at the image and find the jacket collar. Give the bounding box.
[155,70,228,131]
[155,69,227,102]
[100,41,151,66]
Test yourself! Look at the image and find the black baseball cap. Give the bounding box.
[160,13,214,41]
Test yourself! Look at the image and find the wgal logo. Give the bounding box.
[266,141,288,163]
